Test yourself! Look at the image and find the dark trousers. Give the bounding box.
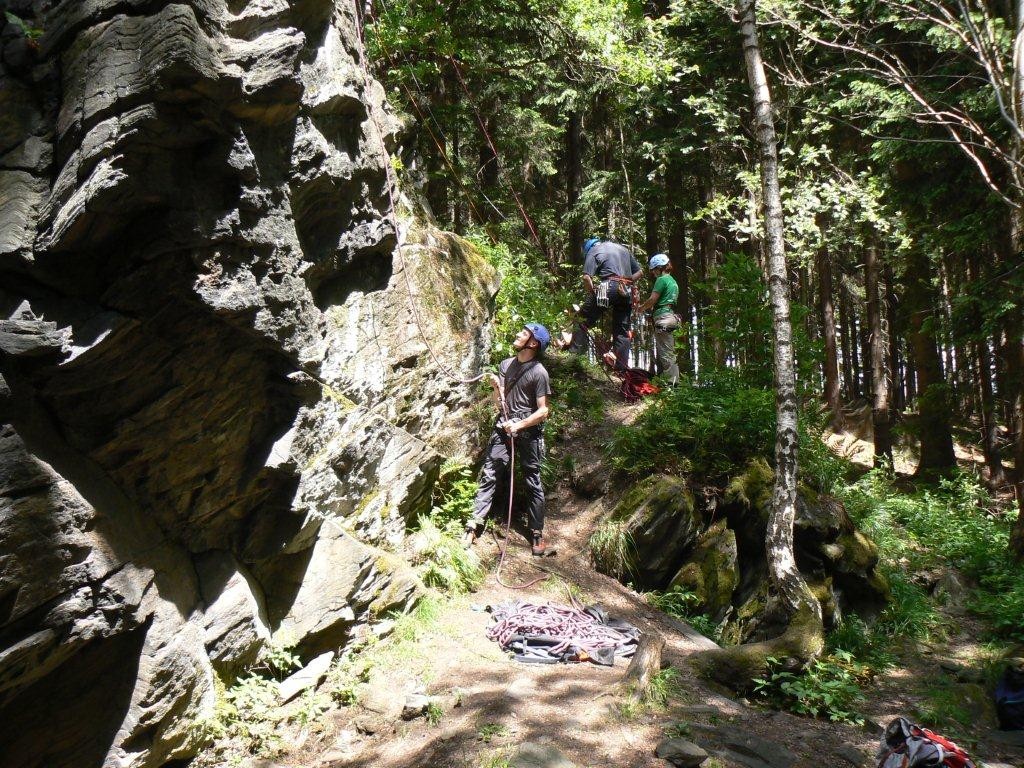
[469,426,546,533]
[569,284,633,369]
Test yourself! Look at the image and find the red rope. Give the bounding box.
[493,379,548,590]
[446,56,545,250]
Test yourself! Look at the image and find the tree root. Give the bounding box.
[690,604,824,691]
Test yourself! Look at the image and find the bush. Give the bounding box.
[609,371,775,478]
[468,231,571,362]
[753,651,868,725]
[837,469,1024,641]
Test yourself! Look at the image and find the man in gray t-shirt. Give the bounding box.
[465,324,553,556]
[569,238,642,369]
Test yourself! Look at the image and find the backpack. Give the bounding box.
[876,717,975,768]
[995,665,1024,730]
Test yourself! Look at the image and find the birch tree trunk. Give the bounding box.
[739,0,821,629]
[695,2,824,689]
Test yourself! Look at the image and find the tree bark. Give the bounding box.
[478,117,499,225]
[840,282,860,399]
[452,118,464,234]
[621,632,666,702]
[667,163,691,375]
[968,252,1007,486]
[886,264,902,416]
[818,246,842,430]
[905,249,956,475]
[1011,328,1024,557]
[645,206,660,257]
[700,178,725,367]
[865,243,892,464]
[567,110,584,263]
[738,0,822,639]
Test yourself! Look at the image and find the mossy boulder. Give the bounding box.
[605,474,702,588]
[669,520,738,621]
[722,459,889,629]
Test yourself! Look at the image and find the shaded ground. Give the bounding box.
[242,375,1024,768]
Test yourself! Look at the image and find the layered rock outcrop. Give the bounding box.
[0,1,496,765]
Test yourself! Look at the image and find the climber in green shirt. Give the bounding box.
[637,253,680,386]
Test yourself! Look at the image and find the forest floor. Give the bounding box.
[235,377,1024,768]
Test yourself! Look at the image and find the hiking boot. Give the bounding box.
[531,531,547,557]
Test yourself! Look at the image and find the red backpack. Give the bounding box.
[876,717,975,768]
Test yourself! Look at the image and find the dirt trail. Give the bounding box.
[278,388,1023,768]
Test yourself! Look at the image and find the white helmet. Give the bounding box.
[649,253,670,269]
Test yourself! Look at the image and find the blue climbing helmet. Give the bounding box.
[649,253,670,269]
[582,237,600,257]
[524,323,550,353]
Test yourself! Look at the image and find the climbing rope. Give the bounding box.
[353,2,484,385]
[486,601,638,662]
[492,376,549,590]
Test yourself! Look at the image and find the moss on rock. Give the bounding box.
[669,520,738,620]
[603,474,702,588]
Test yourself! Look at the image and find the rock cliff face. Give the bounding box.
[0,2,496,766]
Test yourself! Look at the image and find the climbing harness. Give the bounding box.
[486,601,639,665]
[491,358,550,590]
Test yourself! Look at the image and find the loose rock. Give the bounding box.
[656,738,709,767]
[511,743,579,768]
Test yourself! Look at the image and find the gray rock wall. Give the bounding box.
[0,2,497,765]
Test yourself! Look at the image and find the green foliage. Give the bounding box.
[411,459,483,593]
[545,356,606,439]
[753,652,867,725]
[477,722,510,743]
[430,459,478,528]
[468,232,571,362]
[663,721,693,739]
[411,515,484,593]
[913,679,975,740]
[199,633,303,760]
[646,585,721,643]
[645,665,682,708]
[609,371,774,478]
[425,700,444,726]
[838,469,1024,641]
[647,584,700,616]
[4,11,43,39]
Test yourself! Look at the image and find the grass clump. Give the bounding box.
[477,722,510,743]
[588,520,636,579]
[411,516,483,593]
[409,459,483,593]
[646,586,722,643]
